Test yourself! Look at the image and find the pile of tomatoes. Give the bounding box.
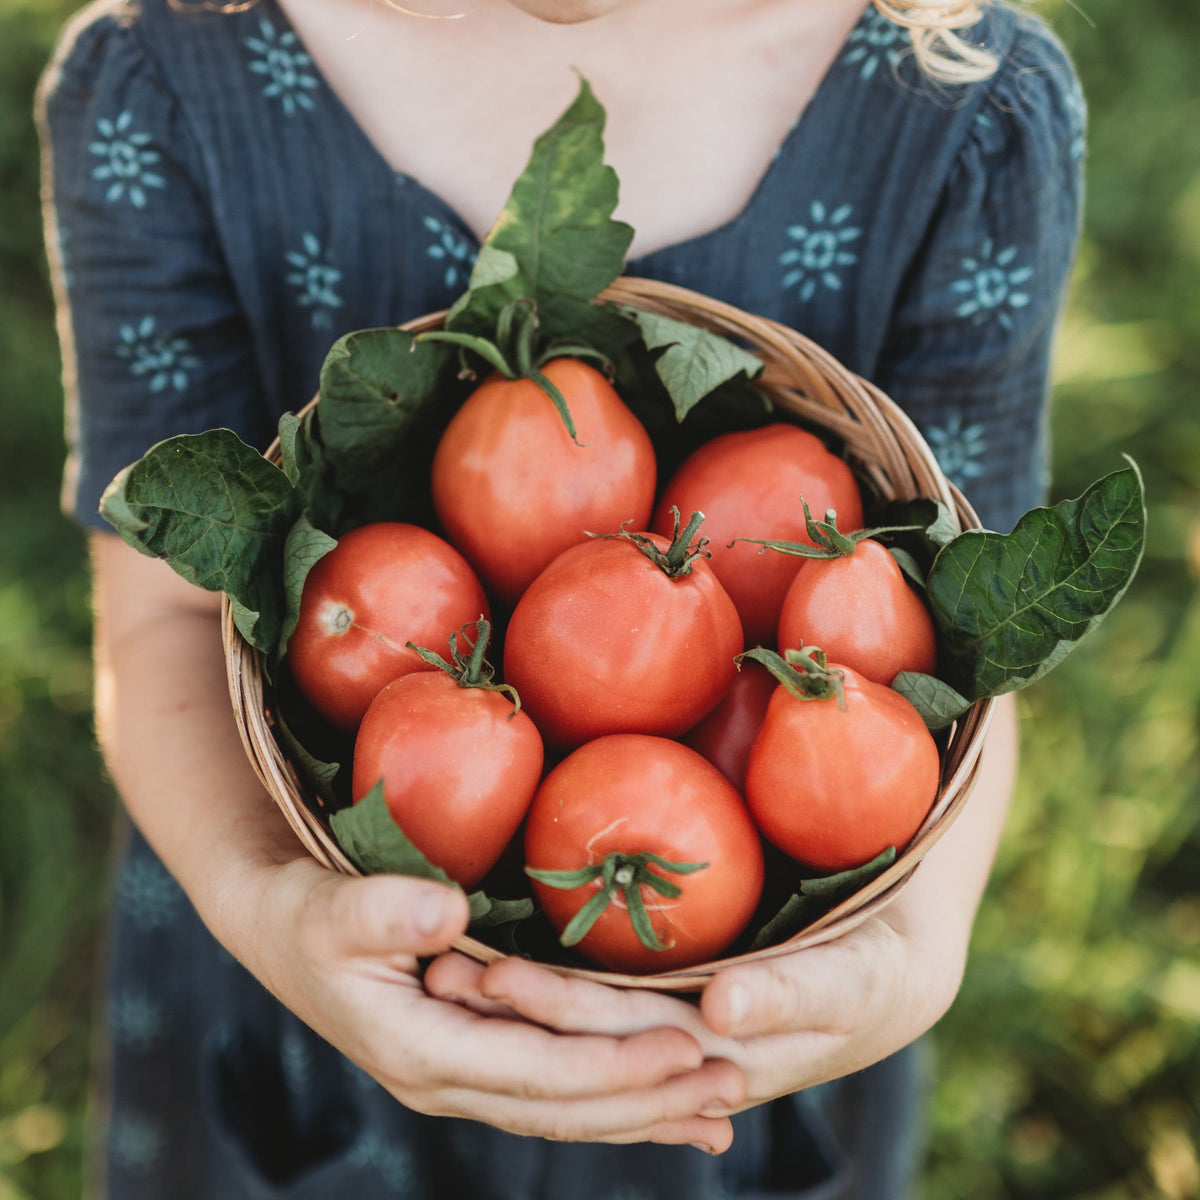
[288,359,944,974]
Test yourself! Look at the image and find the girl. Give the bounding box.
[37,0,1083,1195]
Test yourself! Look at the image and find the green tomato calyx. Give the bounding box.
[406,617,522,713]
[527,850,709,952]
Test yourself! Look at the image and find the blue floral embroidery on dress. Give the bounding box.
[110,990,168,1051]
[841,8,910,80]
[245,18,319,116]
[348,1130,417,1194]
[108,1112,167,1174]
[926,414,987,482]
[286,233,344,329]
[116,856,184,932]
[89,112,165,209]
[422,215,477,291]
[115,317,201,393]
[780,201,861,301]
[950,238,1034,329]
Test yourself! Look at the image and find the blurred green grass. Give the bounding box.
[0,1,1196,1197]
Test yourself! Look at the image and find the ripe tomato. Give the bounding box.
[524,734,765,973]
[503,518,743,749]
[744,660,940,872]
[652,423,863,647]
[353,670,543,890]
[287,522,490,733]
[431,358,657,605]
[777,538,937,685]
[682,659,777,792]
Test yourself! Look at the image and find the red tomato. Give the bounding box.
[431,358,657,605]
[288,523,490,733]
[524,734,765,973]
[503,526,743,749]
[652,423,863,647]
[682,659,777,792]
[353,671,543,889]
[777,539,937,685]
[744,663,940,872]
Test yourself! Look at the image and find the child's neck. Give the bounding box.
[276,0,870,259]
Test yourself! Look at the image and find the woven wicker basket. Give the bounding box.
[223,277,995,992]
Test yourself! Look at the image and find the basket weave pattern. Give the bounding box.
[223,277,995,991]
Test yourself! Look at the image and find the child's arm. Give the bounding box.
[425,695,1017,1106]
[91,531,748,1150]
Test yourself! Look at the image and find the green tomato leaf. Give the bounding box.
[467,893,537,930]
[624,308,764,421]
[449,76,634,340]
[278,515,338,654]
[316,328,459,525]
[928,460,1147,700]
[329,782,458,884]
[318,328,450,467]
[98,430,293,651]
[892,671,973,731]
[271,698,341,807]
[445,245,522,329]
[888,546,928,591]
[748,848,897,952]
[277,412,303,486]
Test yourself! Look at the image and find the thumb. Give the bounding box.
[315,870,472,961]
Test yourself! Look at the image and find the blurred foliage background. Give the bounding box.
[0,0,1196,1196]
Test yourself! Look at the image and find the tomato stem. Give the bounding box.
[527,850,709,951]
[593,506,711,578]
[733,498,929,561]
[739,645,846,707]
[406,618,523,713]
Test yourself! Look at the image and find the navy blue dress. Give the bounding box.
[39,0,1084,1195]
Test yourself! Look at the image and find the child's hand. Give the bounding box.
[241,856,747,1150]
[424,907,950,1112]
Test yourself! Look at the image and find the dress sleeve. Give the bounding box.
[873,21,1086,533]
[38,9,271,531]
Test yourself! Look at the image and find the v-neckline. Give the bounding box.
[259,0,874,271]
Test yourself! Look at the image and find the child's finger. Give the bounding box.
[394,1014,717,1102]
[429,1056,745,1148]
[476,954,712,1040]
[423,952,522,1018]
[293,864,472,961]
[701,918,905,1039]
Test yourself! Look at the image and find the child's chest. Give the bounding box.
[275,0,869,260]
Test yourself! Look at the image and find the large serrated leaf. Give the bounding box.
[449,78,633,339]
[316,328,458,525]
[98,430,293,650]
[318,328,451,469]
[928,460,1147,700]
[329,782,458,884]
[625,308,764,421]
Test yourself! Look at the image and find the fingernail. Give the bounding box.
[690,1142,719,1156]
[725,983,752,1033]
[412,892,447,937]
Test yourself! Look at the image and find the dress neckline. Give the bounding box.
[257,0,875,271]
